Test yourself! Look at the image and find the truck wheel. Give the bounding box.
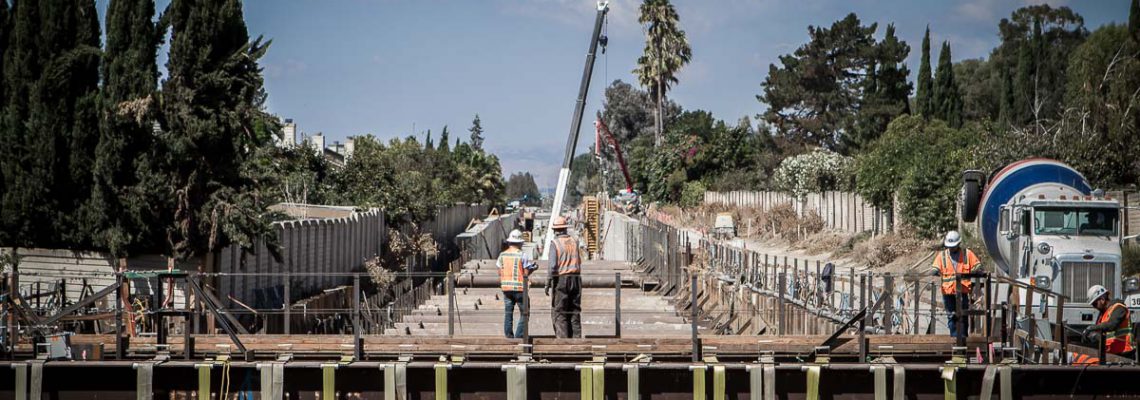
[966,172,984,224]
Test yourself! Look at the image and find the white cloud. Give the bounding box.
[497,0,642,35]
[264,58,309,79]
[955,0,1002,23]
[1022,0,1070,6]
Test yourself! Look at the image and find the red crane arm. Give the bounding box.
[595,119,634,193]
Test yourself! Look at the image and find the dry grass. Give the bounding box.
[850,233,931,270]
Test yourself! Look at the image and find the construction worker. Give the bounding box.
[931,230,980,338]
[545,216,582,338]
[499,230,537,338]
[1083,285,1134,357]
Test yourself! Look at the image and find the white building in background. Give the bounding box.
[280,119,298,147]
[280,118,355,168]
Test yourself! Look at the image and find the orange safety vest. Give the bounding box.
[933,249,978,295]
[1099,302,1134,355]
[498,250,527,292]
[553,236,581,275]
[1070,352,1100,365]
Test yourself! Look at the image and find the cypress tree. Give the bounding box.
[0,1,8,245]
[1013,41,1034,125]
[0,0,45,246]
[469,114,484,151]
[998,68,1015,125]
[932,42,962,128]
[89,0,160,256]
[64,0,102,247]
[425,130,434,150]
[0,1,8,115]
[1130,0,1139,43]
[161,0,278,260]
[915,26,933,117]
[438,125,450,153]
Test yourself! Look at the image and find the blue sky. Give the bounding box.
[99,1,1131,188]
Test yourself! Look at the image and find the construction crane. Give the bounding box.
[541,1,609,261]
[595,117,640,215]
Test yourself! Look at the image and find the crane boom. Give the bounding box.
[595,118,633,193]
[542,2,609,261]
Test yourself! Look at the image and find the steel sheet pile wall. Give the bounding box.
[1,250,193,306]
[704,190,894,234]
[218,209,385,310]
[397,204,490,271]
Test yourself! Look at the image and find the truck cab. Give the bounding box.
[962,159,1138,333]
[997,190,1123,325]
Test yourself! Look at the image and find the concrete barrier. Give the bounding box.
[456,212,519,260]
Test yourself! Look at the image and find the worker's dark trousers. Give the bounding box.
[943,294,970,337]
[553,274,582,338]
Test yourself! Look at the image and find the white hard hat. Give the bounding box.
[506,229,525,244]
[943,230,962,248]
[1087,285,1108,305]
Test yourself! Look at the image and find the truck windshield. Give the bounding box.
[1033,207,1119,236]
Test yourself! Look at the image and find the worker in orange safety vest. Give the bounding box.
[931,230,981,338]
[545,216,582,338]
[1083,285,1134,358]
[499,229,538,338]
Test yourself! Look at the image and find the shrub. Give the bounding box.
[680,180,708,208]
[773,148,853,199]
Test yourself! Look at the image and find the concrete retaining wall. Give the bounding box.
[600,211,639,262]
[456,212,519,260]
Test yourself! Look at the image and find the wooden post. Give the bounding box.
[913,279,921,335]
[778,272,787,335]
[447,272,455,337]
[883,273,894,334]
[859,273,867,361]
[283,273,291,335]
[615,272,622,338]
[1025,285,1037,354]
[844,268,852,314]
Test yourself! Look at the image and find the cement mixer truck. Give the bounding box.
[961,158,1139,332]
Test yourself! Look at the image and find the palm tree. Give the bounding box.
[633,0,691,147]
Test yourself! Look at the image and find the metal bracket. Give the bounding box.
[591,345,607,363]
[702,346,719,363]
[276,344,293,362]
[516,344,533,363]
[812,346,830,365]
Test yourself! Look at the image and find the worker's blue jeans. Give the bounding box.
[503,291,528,338]
[943,294,970,337]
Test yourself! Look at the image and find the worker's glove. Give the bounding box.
[544,284,550,296]
[1081,327,1094,341]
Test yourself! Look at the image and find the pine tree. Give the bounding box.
[160,0,278,260]
[438,125,450,153]
[88,0,160,256]
[849,23,911,151]
[915,26,933,117]
[469,114,484,151]
[1,0,46,246]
